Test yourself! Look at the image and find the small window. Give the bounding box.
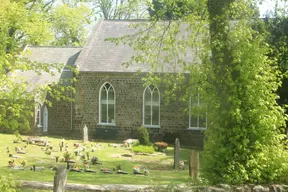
[143,85,160,127]
[99,82,115,124]
[37,104,42,127]
[189,93,207,130]
[43,106,48,132]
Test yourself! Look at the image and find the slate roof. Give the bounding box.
[25,46,82,66]
[76,19,196,72]
[13,46,82,91]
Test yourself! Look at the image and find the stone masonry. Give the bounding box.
[24,20,205,148]
[71,72,204,147]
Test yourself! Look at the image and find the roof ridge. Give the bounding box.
[74,18,104,69]
[103,19,149,22]
[27,46,83,48]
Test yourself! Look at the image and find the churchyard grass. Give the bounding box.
[0,134,194,185]
[21,189,84,192]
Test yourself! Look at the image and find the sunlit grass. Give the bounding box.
[0,134,194,185]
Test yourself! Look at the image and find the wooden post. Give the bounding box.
[189,150,199,179]
[173,138,180,169]
[53,166,67,192]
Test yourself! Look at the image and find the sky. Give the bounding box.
[258,0,287,17]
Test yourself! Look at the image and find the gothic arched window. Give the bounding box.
[143,85,160,127]
[99,82,115,124]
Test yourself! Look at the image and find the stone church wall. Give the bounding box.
[72,72,204,147]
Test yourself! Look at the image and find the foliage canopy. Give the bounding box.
[0,0,90,133]
[108,0,288,184]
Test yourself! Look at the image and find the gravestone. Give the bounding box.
[189,150,199,179]
[83,125,88,143]
[53,166,67,192]
[173,138,180,169]
[60,139,65,152]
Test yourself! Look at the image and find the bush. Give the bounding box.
[137,126,150,145]
[63,151,73,162]
[154,142,168,152]
[132,145,154,154]
[0,175,20,192]
[14,131,22,143]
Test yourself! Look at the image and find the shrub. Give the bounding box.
[14,131,22,142]
[0,175,20,192]
[132,145,154,154]
[137,126,150,145]
[132,141,140,147]
[63,151,73,162]
[154,142,168,152]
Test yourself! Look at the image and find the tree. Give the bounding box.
[0,0,54,133]
[94,0,148,19]
[0,0,85,133]
[50,3,93,46]
[108,0,288,184]
[148,0,196,20]
[265,13,288,132]
[201,0,288,184]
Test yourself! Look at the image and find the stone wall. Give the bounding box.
[72,72,204,147]
[19,180,288,192]
[46,92,73,134]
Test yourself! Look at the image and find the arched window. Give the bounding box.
[36,104,42,127]
[189,94,207,130]
[99,82,115,124]
[143,85,160,127]
[43,106,48,132]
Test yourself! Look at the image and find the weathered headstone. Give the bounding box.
[60,138,65,152]
[83,125,88,143]
[55,156,59,163]
[173,138,180,169]
[66,161,70,170]
[53,166,67,192]
[189,150,199,179]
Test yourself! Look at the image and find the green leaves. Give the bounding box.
[107,0,288,184]
[50,3,93,46]
[95,0,147,20]
[0,175,20,192]
[201,0,288,184]
[0,0,84,133]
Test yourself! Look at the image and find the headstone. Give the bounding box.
[173,138,180,169]
[60,139,65,152]
[83,125,88,143]
[189,150,199,179]
[53,166,67,192]
[66,162,70,170]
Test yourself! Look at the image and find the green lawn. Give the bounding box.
[0,134,195,186]
[20,189,50,192]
